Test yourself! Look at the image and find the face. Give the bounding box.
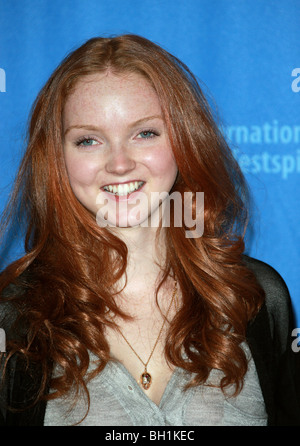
[63,72,178,229]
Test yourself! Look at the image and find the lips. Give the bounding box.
[102,180,145,196]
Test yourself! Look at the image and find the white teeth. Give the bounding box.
[103,181,144,196]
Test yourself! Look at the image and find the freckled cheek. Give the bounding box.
[65,156,102,186]
[142,147,178,177]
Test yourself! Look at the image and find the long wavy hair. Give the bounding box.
[0,35,264,412]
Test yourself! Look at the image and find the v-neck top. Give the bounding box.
[2,255,299,426]
[43,344,267,426]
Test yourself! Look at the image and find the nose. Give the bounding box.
[105,145,136,175]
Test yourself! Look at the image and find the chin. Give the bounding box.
[96,208,154,229]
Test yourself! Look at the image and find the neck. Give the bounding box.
[110,225,168,304]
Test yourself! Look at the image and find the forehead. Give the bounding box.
[63,72,162,127]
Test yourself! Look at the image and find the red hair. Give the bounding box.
[0,35,264,410]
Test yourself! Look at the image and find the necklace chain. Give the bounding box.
[117,280,178,390]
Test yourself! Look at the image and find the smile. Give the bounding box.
[102,181,145,196]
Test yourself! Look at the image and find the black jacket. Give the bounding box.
[0,256,300,426]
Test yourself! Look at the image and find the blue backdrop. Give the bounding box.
[0,0,299,323]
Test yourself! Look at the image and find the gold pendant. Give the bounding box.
[141,369,152,390]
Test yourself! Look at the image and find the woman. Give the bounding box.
[0,34,299,426]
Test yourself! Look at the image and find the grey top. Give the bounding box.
[44,343,267,426]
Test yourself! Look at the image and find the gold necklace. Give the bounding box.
[118,280,178,390]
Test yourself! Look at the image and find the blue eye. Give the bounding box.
[137,129,158,139]
[76,138,98,147]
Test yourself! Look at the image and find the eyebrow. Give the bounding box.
[64,115,163,136]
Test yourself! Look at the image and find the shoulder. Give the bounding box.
[0,275,29,341]
[243,254,294,348]
[243,255,290,298]
[242,254,291,310]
